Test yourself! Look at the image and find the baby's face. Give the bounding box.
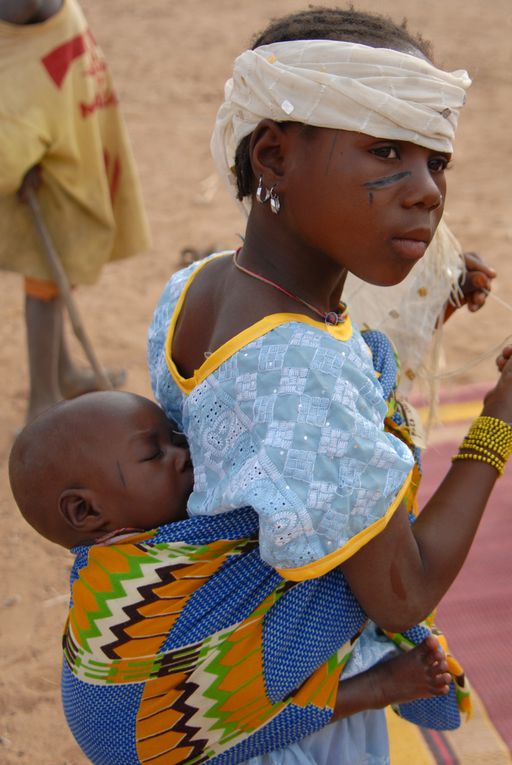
[97,397,193,532]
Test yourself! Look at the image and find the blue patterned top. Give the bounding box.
[148,254,413,578]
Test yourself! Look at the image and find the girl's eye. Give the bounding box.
[428,156,450,172]
[370,146,400,160]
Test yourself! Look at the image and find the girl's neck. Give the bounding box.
[241,216,347,313]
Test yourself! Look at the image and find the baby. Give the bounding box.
[9,391,457,764]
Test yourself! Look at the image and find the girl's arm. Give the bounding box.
[341,352,512,632]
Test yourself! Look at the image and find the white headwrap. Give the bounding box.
[211,39,470,196]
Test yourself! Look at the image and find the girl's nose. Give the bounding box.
[401,165,444,212]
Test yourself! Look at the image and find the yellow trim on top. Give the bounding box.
[165,253,353,395]
[275,468,413,581]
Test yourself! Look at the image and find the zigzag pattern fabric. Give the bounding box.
[62,504,469,765]
[62,508,364,765]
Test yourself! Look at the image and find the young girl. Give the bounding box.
[148,7,512,764]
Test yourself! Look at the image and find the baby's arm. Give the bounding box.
[331,635,450,722]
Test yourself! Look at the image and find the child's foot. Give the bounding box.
[60,367,126,399]
[25,396,60,425]
[24,368,126,424]
[373,635,452,708]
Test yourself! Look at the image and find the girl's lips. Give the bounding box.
[391,238,428,260]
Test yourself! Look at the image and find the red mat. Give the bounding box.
[418,440,512,751]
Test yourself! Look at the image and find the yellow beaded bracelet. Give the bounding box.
[452,415,512,477]
[464,433,511,451]
[459,443,502,460]
[464,416,512,455]
[461,439,508,460]
[452,451,505,476]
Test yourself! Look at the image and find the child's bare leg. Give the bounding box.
[57,304,126,399]
[24,294,126,422]
[25,294,61,422]
[332,636,451,721]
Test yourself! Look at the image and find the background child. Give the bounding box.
[0,0,150,423]
[10,390,458,765]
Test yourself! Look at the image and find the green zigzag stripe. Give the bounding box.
[71,540,247,654]
[197,582,288,744]
[72,545,178,652]
[151,539,255,560]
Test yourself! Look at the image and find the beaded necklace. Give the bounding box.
[95,527,144,545]
[232,249,347,326]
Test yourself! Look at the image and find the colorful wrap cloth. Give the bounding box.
[62,508,363,765]
[62,508,469,765]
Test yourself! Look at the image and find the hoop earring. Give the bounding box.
[269,186,281,215]
[256,176,271,204]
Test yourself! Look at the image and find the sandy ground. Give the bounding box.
[1,1,511,762]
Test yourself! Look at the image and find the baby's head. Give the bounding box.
[9,391,193,548]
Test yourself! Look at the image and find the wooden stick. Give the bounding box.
[25,188,113,390]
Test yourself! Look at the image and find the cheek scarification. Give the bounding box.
[363,171,412,189]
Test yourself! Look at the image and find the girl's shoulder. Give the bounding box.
[148,252,229,365]
[165,313,369,400]
[151,251,231,324]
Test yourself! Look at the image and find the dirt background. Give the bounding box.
[1,1,511,762]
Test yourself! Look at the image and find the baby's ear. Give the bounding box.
[59,489,104,533]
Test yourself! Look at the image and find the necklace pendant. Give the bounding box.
[325,311,341,326]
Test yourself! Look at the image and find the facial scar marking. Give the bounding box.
[368,191,374,206]
[324,133,340,175]
[363,171,412,189]
[116,460,127,488]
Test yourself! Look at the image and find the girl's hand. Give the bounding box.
[460,251,496,312]
[443,251,496,321]
[496,346,512,373]
[17,165,42,203]
[482,349,512,422]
